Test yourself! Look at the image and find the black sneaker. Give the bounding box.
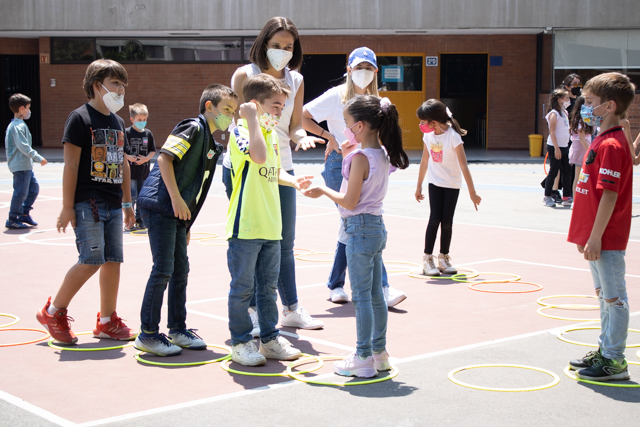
[134,222,146,231]
[552,190,562,204]
[569,349,601,370]
[577,356,630,381]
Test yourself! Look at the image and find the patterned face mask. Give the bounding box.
[580,102,609,128]
[258,103,279,131]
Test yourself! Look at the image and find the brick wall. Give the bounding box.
[0,38,38,55]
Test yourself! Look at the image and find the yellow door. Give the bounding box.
[383,92,424,150]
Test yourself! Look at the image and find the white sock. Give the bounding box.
[100,316,111,324]
[47,304,59,316]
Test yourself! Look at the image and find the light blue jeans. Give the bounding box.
[589,250,629,361]
[344,214,388,358]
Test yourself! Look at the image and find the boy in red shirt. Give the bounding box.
[567,72,635,381]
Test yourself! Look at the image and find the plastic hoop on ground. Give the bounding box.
[544,151,549,175]
[0,328,50,347]
[536,295,599,310]
[557,327,640,348]
[286,355,399,386]
[468,281,543,294]
[196,236,227,246]
[407,267,479,280]
[293,247,313,256]
[188,232,219,241]
[221,353,323,377]
[294,252,335,262]
[563,365,640,388]
[0,313,20,328]
[536,306,599,322]
[133,344,232,366]
[47,332,134,351]
[448,364,560,392]
[383,261,423,273]
[453,272,522,284]
[129,230,148,236]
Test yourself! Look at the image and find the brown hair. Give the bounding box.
[199,84,238,114]
[569,96,593,136]
[9,93,31,113]
[129,103,148,117]
[249,17,303,71]
[548,88,569,115]
[416,99,467,136]
[242,74,291,104]
[583,72,636,117]
[82,59,128,100]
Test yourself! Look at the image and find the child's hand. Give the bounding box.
[123,207,135,229]
[186,231,190,246]
[554,149,562,160]
[135,156,145,165]
[415,186,424,202]
[171,197,191,221]
[340,140,358,157]
[294,175,314,191]
[239,102,258,119]
[634,155,640,166]
[577,244,585,253]
[302,186,325,199]
[583,237,601,261]
[324,134,341,160]
[57,207,76,232]
[40,158,48,166]
[295,136,325,151]
[470,192,481,211]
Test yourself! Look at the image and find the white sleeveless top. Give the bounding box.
[222,63,303,171]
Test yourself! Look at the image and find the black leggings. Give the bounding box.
[425,183,460,255]
[545,145,572,198]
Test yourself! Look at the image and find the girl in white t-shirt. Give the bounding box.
[415,99,481,276]
[543,88,572,207]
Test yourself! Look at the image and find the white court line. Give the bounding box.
[496,257,640,278]
[0,389,76,427]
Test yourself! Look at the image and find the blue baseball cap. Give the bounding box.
[348,47,377,69]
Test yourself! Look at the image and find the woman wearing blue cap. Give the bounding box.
[303,47,407,307]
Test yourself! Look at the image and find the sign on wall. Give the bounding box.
[381,65,404,82]
[426,56,438,66]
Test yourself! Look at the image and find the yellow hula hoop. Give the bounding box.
[468,281,543,294]
[294,252,335,262]
[536,306,600,322]
[453,272,522,284]
[188,232,219,241]
[383,261,422,274]
[129,229,148,236]
[0,313,20,328]
[134,344,232,366]
[563,365,640,388]
[557,327,640,348]
[196,236,228,246]
[47,332,134,351]
[536,295,599,310]
[221,353,323,377]
[293,247,313,256]
[448,364,560,392]
[407,267,479,280]
[286,355,399,387]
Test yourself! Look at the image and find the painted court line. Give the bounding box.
[0,389,76,427]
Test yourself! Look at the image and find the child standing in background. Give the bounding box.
[543,88,573,207]
[124,103,156,230]
[5,93,47,229]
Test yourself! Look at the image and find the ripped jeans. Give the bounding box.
[589,250,629,361]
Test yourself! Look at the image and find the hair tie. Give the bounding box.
[446,107,453,119]
[380,97,391,113]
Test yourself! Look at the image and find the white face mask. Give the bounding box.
[100,83,124,114]
[563,100,571,109]
[266,48,293,71]
[22,110,31,120]
[351,69,375,90]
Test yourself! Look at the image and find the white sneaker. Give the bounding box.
[134,333,182,356]
[231,341,266,366]
[543,196,555,207]
[372,350,391,371]
[259,336,302,360]
[329,287,349,303]
[167,329,207,350]
[280,307,324,330]
[384,286,407,307]
[423,254,440,276]
[334,353,377,378]
[248,307,260,338]
[438,253,457,275]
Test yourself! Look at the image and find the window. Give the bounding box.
[51,39,95,62]
[376,56,423,92]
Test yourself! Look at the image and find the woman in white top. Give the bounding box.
[543,87,572,207]
[226,17,325,332]
[302,47,406,307]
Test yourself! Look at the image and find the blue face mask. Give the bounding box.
[134,121,147,131]
[580,103,608,128]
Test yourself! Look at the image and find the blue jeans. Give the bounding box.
[327,240,391,290]
[130,178,146,224]
[589,250,629,361]
[10,170,39,219]
[228,238,280,345]
[345,214,388,358]
[222,165,233,200]
[321,150,343,192]
[278,170,298,311]
[73,200,123,265]
[139,208,189,333]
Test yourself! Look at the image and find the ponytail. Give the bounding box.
[416,99,467,136]
[549,88,568,115]
[345,95,409,170]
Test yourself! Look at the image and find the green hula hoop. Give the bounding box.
[563,365,640,388]
[221,353,323,377]
[286,355,399,387]
[134,344,232,366]
[48,331,134,351]
[0,313,20,328]
[407,267,479,280]
[557,327,640,348]
[452,272,521,284]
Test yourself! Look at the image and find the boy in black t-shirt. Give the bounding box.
[124,103,156,230]
[36,59,137,344]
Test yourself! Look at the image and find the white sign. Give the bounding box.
[383,67,402,80]
[426,56,438,67]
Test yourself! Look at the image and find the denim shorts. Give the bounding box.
[73,200,124,265]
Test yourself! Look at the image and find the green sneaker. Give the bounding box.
[569,349,601,370]
[577,357,630,382]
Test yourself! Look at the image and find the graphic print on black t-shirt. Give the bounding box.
[90,127,125,183]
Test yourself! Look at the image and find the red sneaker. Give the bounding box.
[36,297,78,344]
[93,312,136,341]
